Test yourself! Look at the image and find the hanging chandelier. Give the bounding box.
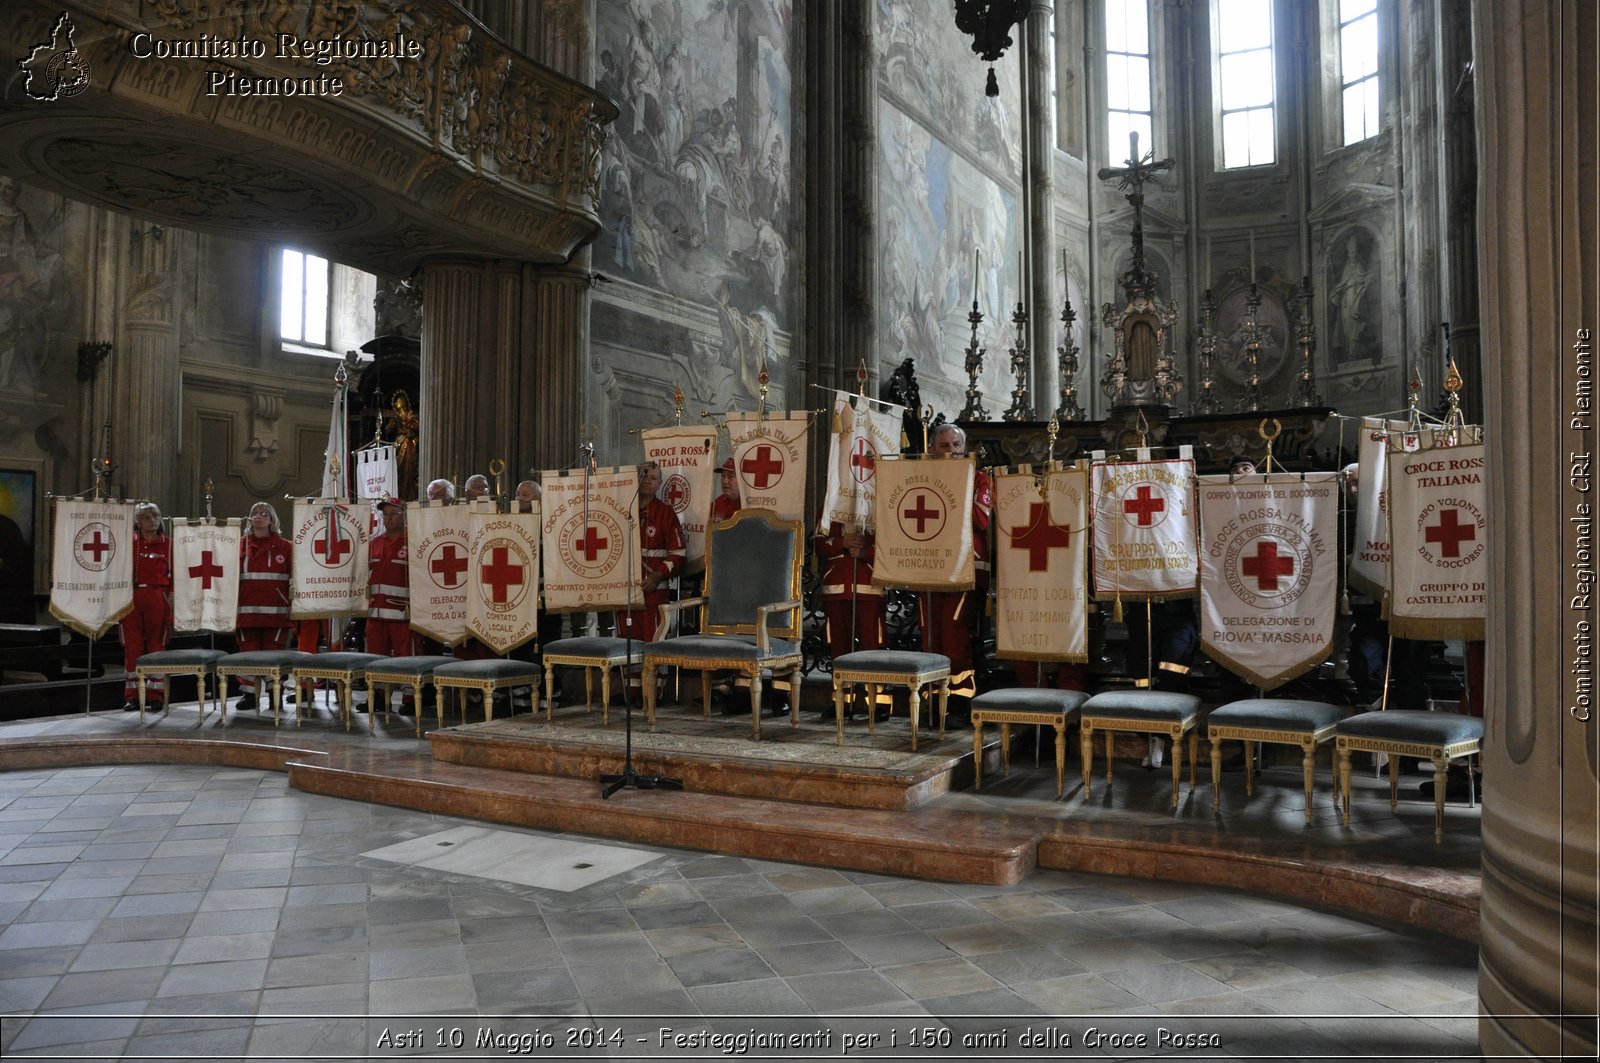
[953,0,1028,96]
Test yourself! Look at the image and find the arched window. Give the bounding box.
[1215,0,1276,168]
[1338,0,1380,144]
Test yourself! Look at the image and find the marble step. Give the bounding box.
[288,745,1049,885]
[429,715,998,811]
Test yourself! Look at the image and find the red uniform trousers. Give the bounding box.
[366,618,416,658]
[920,589,979,697]
[823,597,884,657]
[235,626,291,693]
[121,587,172,699]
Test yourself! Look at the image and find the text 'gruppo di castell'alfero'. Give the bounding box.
[1570,327,1594,722]
[127,30,423,97]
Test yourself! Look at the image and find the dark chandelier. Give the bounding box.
[954,0,1028,95]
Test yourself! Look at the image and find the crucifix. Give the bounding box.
[1096,131,1175,286]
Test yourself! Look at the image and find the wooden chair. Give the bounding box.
[1078,689,1203,807]
[290,652,387,733]
[642,509,803,740]
[133,649,227,725]
[970,687,1089,798]
[215,650,315,726]
[363,655,460,736]
[432,659,544,725]
[538,636,633,724]
[831,651,952,752]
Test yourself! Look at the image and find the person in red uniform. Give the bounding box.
[235,501,294,710]
[709,457,740,523]
[120,502,172,711]
[619,461,686,643]
[366,497,414,660]
[920,423,992,721]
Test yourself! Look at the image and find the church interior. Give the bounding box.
[0,0,1594,1058]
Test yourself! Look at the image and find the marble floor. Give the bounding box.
[0,697,1483,1060]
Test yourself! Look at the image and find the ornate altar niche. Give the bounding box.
[353,335,422,500]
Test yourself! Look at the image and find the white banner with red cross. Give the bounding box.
[406,501,471,647]
[1198,473,1340,689]
[1091,458,1198,599]
[539,467,641,612]
[642,427,717,574]
[48,498,135,638]
[466,505,542,654]
[871,456,976,591]
[172,520,242,634]
[726,413,809,522]
[1385,433,1487,640]
[289,498,372,619]
[994,467,1089,662]
[819,394,904,533]
[1348,417,1408,599]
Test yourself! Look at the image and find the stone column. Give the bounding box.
[1022,2,1058,416]
[418,259,484,490]
[532,260,589,474]
[841,0,877,390]
[113,222,181,506]
[1473,1,1598,1059]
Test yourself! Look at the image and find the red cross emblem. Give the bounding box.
[850,438,876,484]
[80,528,112,562]
[740,445,784,489]
[479,544,525,604]
[313,527,352,566]
[574,523,609,562]
[664,474,690,513]
[1008,502,1072,571]
[188,550,225,590]
[1241,539,1295,591]
[428,543,468,588]
[1425,508,1476,558]
[899,491,945,541]
[1122,484,1166,527]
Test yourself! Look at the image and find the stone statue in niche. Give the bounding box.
[1327,228,1380,363]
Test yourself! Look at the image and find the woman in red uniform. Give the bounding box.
[235,501,293,710]
[120,502,171,711]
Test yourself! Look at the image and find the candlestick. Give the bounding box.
[1248,230,1256,281]
[971,248,980,306]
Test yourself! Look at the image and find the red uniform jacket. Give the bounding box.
[972,469,994,584]
[709,494,739,524]
[132,533,172,590]
[639,497,686,593]
[368,532,409,621]
[814,520,879,600]
[238,533,291,628]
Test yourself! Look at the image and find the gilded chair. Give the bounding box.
[642,509,803,740]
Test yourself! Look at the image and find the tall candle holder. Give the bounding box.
[1192,288,1220,415]
[1237,284,1264,412]
[1291,275,1322,407]
[958,300,989,421]
[1054,295,1085,421]
[1003,297,1032,421]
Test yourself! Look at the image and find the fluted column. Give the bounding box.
[1023,1,1058,415]
[113,221,180,505]
[1474,1,1598,1059]
[419,259,484,490]
[841,0,877,388]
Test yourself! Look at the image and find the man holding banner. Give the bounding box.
[618,462,685,643]
[120,502,172,711]
[367,497,414,661]
[922,423,991,714]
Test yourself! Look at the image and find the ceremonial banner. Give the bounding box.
[406,502,471,646]
[1386,433,1487,640]
[48,498,134,637]
[540,467,641,612]
[994,467,1089,661]
[819,395,903,532]
[289,499,371,618]
[466,505,542,654]
[172,520,242,633]
[355,445,398,501]
[321,383,348,499]
[726,413,809,521]
[1091,458,1199,598]
[642,427,717,572]
[1348,417,1407,598]
[1199,473,1340,689]
[871,456,976,590]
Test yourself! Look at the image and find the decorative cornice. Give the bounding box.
[0,1,616,272]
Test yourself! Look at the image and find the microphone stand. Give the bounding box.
[602,464,681,797]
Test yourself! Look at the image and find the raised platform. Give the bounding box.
[430,711,988,810]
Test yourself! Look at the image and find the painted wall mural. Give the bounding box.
[875,2,1024,421]
[593,0,796,404]
[0,177,82,405]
